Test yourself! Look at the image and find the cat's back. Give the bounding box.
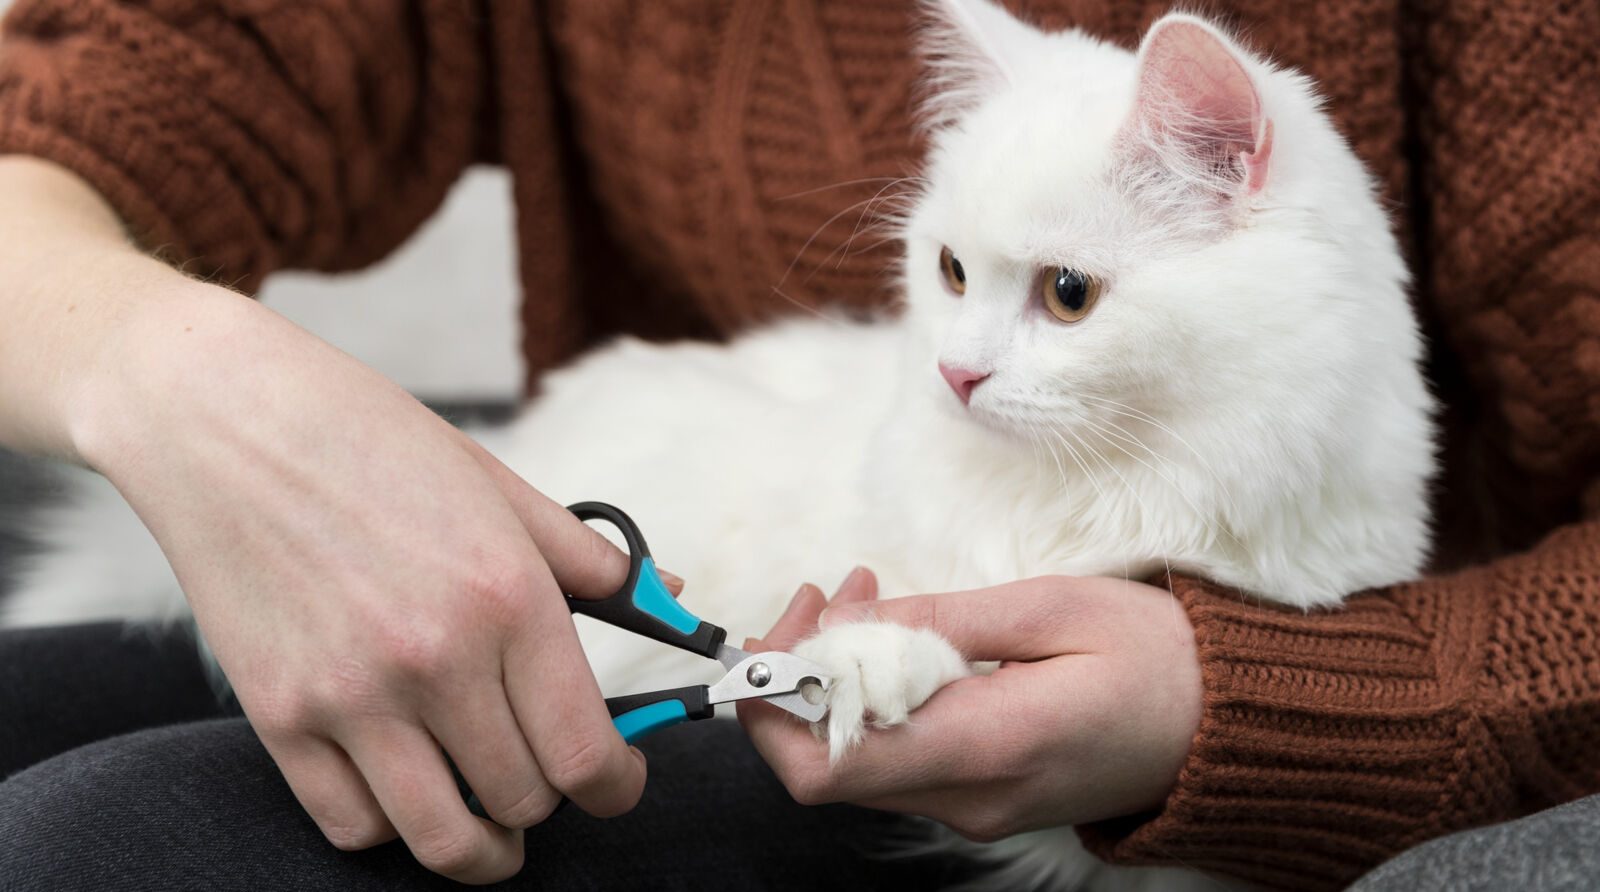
[482,314,903,531]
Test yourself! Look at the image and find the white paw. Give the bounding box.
[792,621,971,763]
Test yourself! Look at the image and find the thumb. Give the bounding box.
[816,577,1082,661]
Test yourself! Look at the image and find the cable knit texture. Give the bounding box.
[1,1,1598,888]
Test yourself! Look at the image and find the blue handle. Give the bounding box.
[603,685,714,744]
[611,699,690,744]
[633,557,701,635]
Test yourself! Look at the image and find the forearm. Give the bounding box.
[0,156,231,460]
[1081,536,1600,890]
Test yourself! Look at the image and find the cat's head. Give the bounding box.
[899,2,1414,457]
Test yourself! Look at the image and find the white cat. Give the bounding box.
[2,2,1434,890]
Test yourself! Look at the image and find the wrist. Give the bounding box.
[0,156,241,462]
[66,279,264,475]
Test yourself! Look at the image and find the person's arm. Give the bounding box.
[0,155,650,885]
[1074,532,1600,889]
[1086,0,1593,880]
[0,3,646,884]
[742,548,1600,891]
[0,156,172,458]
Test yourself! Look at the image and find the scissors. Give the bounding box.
[454,501,833,817]
[562,501,833,740]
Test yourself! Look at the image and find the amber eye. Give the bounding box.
[1041,267,1102,322]
[939,246,967,296]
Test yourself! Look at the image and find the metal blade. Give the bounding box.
[715,643,752,672]
[760,689,828,723]
[705,649,832,723]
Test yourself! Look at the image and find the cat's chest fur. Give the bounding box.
[854,396,1175,597]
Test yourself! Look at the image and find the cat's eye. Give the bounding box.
[939,246,966,296]
[1041,267,1102,323]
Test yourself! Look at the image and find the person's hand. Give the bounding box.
[70,285,660,883]
[0,158,659,882]
[738,571,1202,843]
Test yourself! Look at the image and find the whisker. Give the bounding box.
[1021,423,1078,535]
[1078,395,1215,473]
[807,182,924,282]
[775,175,920,202]
[1059,427,1137,585]
[1075,424,1176,587]
[1083,418,1250,566]
[1025,413,1078,515]
[775,194,888,295]
[1034,416,1141,586]
[1077,394,1244,521]
[776,176,924,299]
[768,285,847,326]
[1047,425,1105,502]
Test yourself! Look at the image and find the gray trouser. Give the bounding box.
[1350,795,1600,892]
[3,623,1596,890]
[0,623,980,891]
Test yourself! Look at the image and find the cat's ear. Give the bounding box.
[1126,14,1274,198]
[917,0,1041,129]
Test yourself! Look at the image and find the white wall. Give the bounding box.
[259,169,524,400]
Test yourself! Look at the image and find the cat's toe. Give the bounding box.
[818,672,870,763]
[793,620,971,763]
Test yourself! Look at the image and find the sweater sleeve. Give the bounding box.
[0,0,484,290]
[1077,523,1600,890]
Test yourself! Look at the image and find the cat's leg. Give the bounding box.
[793,620,971,762]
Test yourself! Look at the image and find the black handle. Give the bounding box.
[455,502,723,823]
[604,685,715,744]
[564,502,726,659]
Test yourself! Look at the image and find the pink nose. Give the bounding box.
[939,363,990,405]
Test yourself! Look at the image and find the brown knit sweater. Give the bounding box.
[2,1,1597,889]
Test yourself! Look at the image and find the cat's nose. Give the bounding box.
[938,363,989,405]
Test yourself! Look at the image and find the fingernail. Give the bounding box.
[843,565,869,590]
[657,569,685,594]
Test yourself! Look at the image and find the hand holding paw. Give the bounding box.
[738,572,1204,842]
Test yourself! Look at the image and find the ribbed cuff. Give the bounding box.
[0,7,288,291]
[0,117,182,250]
[1077,573,1473,890]
[0,109,276,294]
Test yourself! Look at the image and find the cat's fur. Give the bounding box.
[2,3,1434,889]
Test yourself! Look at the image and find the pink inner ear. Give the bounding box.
[1242,119,1273,194]
[1135,20,1272,195]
